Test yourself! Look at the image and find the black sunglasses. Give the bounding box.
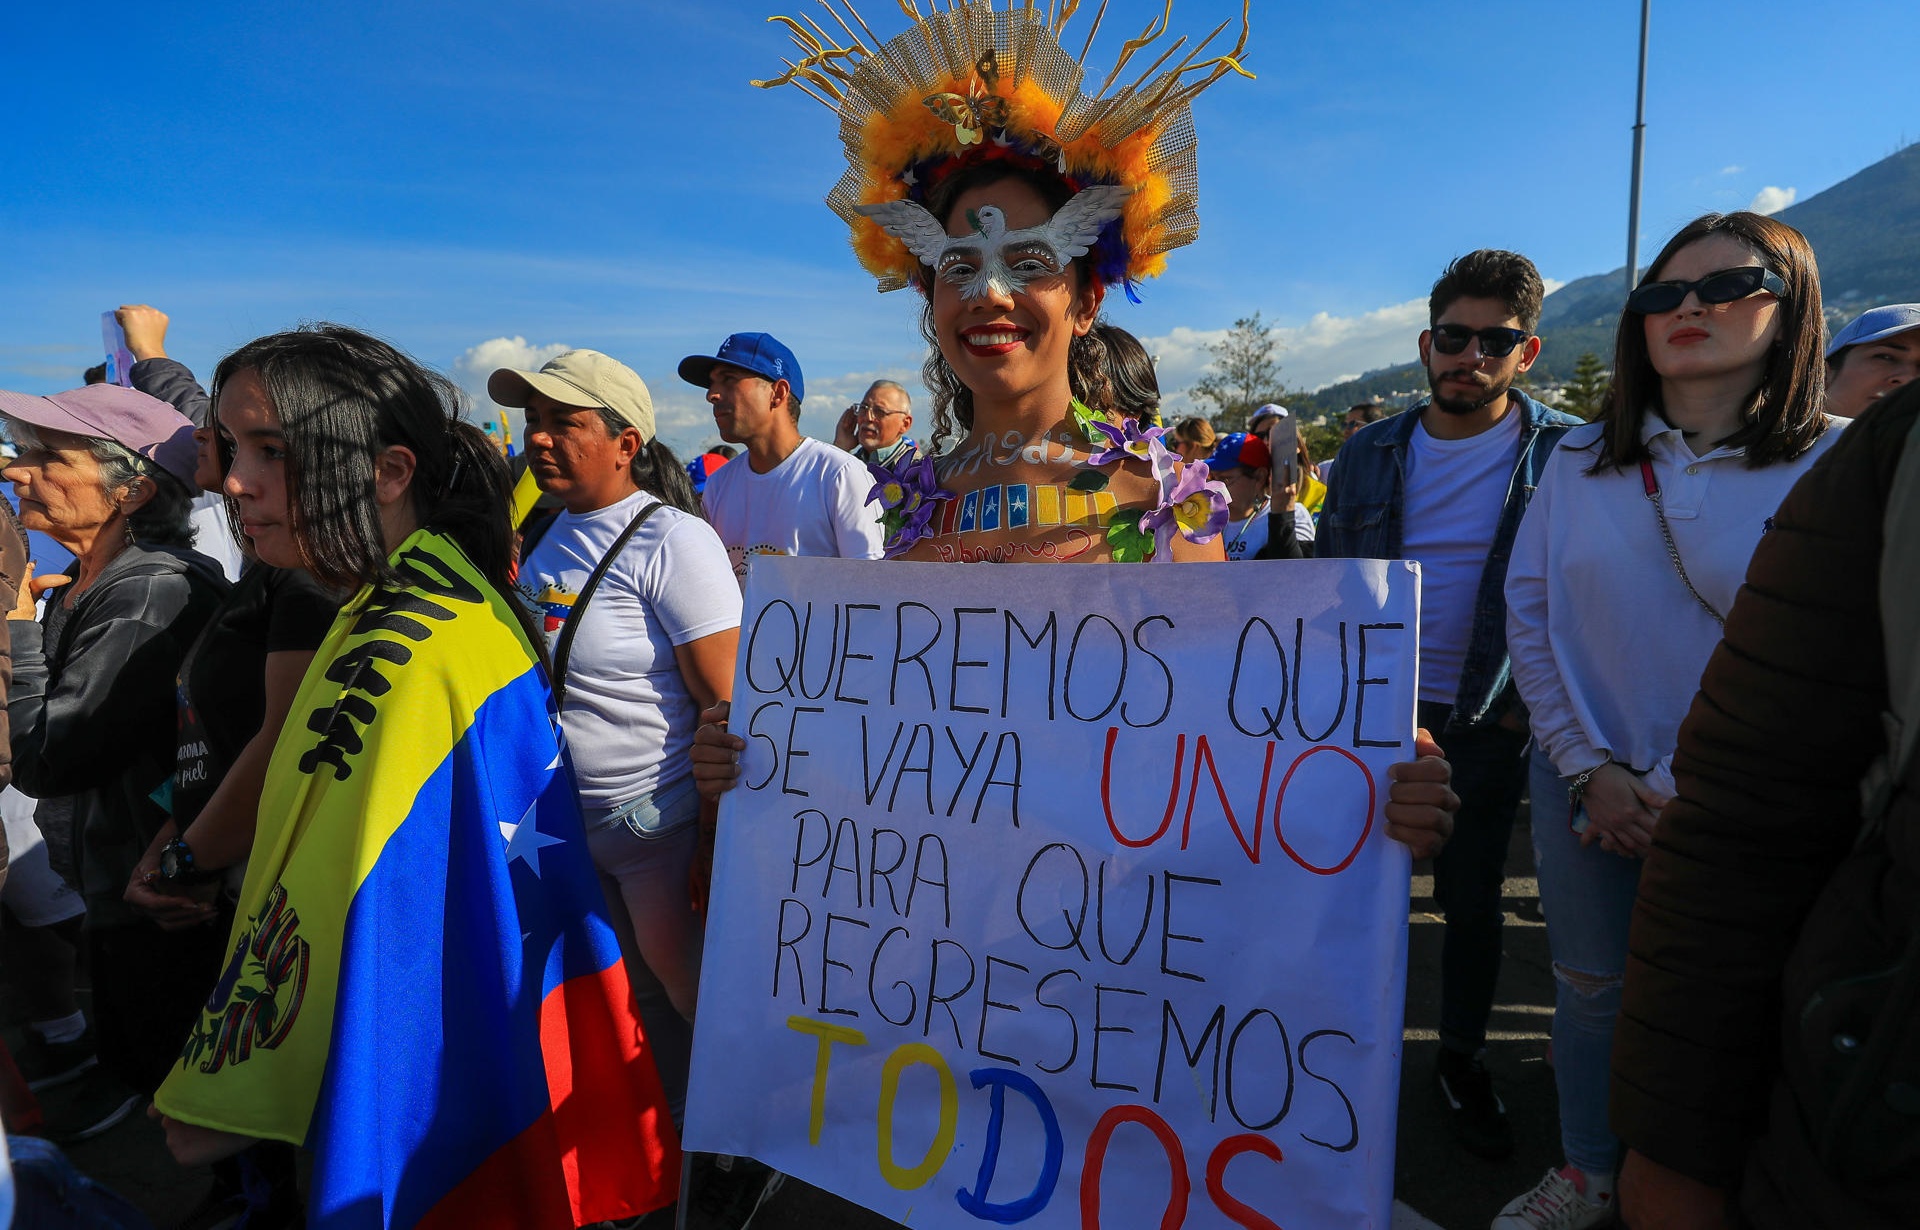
[1626,265,1786,315]
[1430,324,1530,358]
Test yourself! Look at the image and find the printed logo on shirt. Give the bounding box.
[531,580,579,634]
[514,571,582,635]
[728,543,788,580]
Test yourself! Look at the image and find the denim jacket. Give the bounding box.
[1318,389,1580,731]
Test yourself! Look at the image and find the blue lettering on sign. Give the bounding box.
[955,1067,1063,1223]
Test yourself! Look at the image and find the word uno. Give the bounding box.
[788,1020,1321,1229]
[1100,730,1377,873]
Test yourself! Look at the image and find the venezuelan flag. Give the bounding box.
[155,529,679,1228]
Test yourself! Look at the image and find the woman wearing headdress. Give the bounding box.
[693,0,1454,854]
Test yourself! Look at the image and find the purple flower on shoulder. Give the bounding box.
[1138,451,1230,561]
[1085,417,1168,469]
[865,455,954,559]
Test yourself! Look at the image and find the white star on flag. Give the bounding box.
[499,800,564,877]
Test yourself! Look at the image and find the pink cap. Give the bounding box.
[0,384,198,489]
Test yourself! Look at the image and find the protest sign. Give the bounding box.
[686,557,1420,1229]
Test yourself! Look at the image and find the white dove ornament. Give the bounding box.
[854,184,1132,300]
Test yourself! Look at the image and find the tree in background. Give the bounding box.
[1301,419,1345,469]
[1557,351,1610,420]
[1190,313,1284,431]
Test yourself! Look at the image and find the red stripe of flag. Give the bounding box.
[419,964,681,1228]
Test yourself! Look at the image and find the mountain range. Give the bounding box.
[1293,141,1920,413]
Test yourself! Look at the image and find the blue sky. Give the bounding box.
[3,0,1915,456]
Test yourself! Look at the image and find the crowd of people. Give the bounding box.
[2,8,1918,1227]
[0,231,1909,1230]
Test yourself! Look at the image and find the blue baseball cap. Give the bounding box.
[677,332,805,405]
[1828,304,1920,358]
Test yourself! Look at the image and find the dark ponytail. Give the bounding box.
[431,420,540,641]
[634,439,699,514]
[586,409,700,514]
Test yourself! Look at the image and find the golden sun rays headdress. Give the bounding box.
[753,0,1253,299]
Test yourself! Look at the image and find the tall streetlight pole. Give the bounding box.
[1625,0,1650,297]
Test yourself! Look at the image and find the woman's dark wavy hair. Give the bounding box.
[914,162,1112,446]
[211,325,537,646]
[588,409,700,514]
[1094,323,1161,425]
[1589,211,1828,473]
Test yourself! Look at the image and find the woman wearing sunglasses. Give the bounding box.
[1496,212,1842,1229]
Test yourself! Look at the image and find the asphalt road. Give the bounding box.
[48,805,1560,1230]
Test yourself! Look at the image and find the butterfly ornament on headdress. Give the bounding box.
[854,185,1131,300]
[922,50,1011,146]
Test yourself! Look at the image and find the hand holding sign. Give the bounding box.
[686,556,1429,1229]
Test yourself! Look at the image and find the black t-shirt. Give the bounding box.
[173,564,339,827]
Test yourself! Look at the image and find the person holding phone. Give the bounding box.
[1205,431,1312,559]
[1500,212,1842,1230]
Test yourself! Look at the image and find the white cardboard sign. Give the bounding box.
[687,557,1419,1229]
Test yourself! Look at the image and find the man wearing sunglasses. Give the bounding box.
[1319,250,1582,1163]
[832,379,919,468]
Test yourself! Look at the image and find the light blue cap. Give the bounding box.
[1827,304,1920,358]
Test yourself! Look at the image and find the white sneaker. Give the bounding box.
[1490,1165,1615,1229]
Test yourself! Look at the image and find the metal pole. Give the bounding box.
[1625,0,1650,296]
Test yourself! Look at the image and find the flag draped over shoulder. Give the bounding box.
[154,528,680,1228]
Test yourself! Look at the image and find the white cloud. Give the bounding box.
[1720,164,1744,176]
[1747,185,1797,215]
[450,336,572,443]
[1141,298,1431,417]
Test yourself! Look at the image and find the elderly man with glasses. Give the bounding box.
[832,379,918,467]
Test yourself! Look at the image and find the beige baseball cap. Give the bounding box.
[487,349,655,440]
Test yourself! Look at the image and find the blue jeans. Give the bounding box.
[583,775,705,1128]
[1529,746,1643,1175]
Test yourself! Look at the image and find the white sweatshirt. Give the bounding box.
[1505,415,1842,796]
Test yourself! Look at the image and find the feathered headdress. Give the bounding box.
[753,0,1253,297]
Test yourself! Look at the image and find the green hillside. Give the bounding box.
[1286,141,1920,416]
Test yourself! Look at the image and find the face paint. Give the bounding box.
[855,184,1131,301]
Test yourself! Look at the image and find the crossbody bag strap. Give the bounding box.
[551,499,665,706]
[1640,457,1725,625]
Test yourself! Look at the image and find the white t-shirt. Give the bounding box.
[1401,407,1523,705]
[1222,502,1316,560]
[701,437,885,587]
[516,490,741,807]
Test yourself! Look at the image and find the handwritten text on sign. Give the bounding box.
[686,558,1419,1229]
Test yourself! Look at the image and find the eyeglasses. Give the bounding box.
[853,401,906,420]
[1625,265,1786,316]
[1430,324,1531,358]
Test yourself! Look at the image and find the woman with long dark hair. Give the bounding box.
[150,326,677,1226]
[693,2,1454,853]
[1499,211,1842,1229]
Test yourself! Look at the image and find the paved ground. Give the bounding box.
[35,806,1559,1230]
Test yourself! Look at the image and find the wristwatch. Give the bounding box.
[159,837,215,885]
